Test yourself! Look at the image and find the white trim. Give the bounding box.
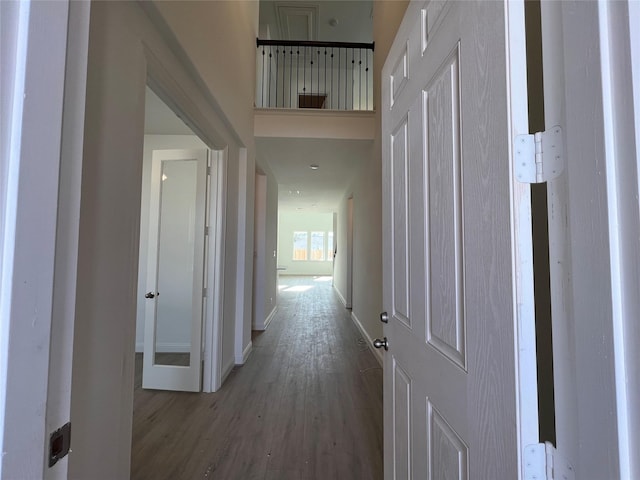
[597,3,638,476]
[0,2,75,476]
[136,343,195,354]
[45,4,90,476]
[346,197,354,309]
[235,341,253,365]
[504,0,540,476]
[351,312,383,366]
[539,1,579,466]
[234,148,250,369]
[333,285,347,307]
[597,5,628,476]
[152,343,191,353]
[263,305,277,330]
[254,305,277,331]
[221,358,235,384]
[203,148,227,393]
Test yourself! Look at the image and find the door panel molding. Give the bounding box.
[382,2,538,478]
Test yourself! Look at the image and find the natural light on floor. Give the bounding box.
[279,285,314,292]
[313,276,333,282]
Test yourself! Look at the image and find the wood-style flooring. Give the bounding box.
[131,276,383,480]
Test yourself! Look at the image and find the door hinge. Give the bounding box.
[524,442,575,480]
[515,126,564,184]
[202,287,208,298]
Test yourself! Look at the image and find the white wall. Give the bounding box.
[70,2,256,477]
[278,211,334,276]
[135,135,208,352]
[151,1,257,147]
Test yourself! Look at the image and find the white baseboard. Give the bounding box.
[253,305,277,331]
[351,312,383,366]
[334,286,347,307]
[235,341,253,365]
[263,305,277,330]
[221,357,234,383]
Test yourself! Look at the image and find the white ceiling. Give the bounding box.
[256,136,372,213]
[259,1,373,43]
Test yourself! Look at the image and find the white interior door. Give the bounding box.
[142,148,207,392]
[381,1,538,478]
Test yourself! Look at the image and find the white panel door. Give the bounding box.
[142,149,207,392]
[381,1,538,478]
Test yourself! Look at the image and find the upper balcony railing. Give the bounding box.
[256,39,375,111]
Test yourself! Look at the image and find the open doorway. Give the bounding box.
[135,86,225,393]
[252,166,280,332]
[346,196,354,309]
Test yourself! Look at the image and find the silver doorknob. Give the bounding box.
[145,292,156,299]
[373,337,388,351]
[380,311,389,323]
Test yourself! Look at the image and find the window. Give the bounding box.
[293,231,308,260]
[292,230,334,261]
[310,232,325,261]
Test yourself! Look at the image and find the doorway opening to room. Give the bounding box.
[133,85,225,394]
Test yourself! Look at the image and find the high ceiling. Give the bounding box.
[259,1,373,43]
[258,1,374,214]
[147,0,376,215]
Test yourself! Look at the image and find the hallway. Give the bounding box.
[131,276,383,479]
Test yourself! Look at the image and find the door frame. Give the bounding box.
[141,148,208,392]
[346,196,354,308]
[0,1,90,477]
[203,148,227,392]
[251,171,267,330]
[144,49,228,393]
[540,1,640,476]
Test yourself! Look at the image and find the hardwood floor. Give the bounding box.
[131,276,383,480]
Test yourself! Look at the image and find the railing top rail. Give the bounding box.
[257,38,375,51]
